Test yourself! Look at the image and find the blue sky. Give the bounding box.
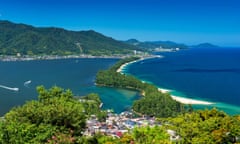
[0,0,240,46]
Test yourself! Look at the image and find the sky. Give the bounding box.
[0,0,240,46]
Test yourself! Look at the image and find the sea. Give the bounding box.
[123,47,240,115]
[0,58,139,116]
[1,48,240,116]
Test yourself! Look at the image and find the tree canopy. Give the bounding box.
[0,86,103,143]
[161,108,240,143]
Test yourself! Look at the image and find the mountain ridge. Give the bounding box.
[124,39,220,50]
[0,20,140,56]
[190,43,220,48]
[124,39,188,50]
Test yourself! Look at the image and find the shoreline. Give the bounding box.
[116,59,142,73]
[116,56,215,106]
[0,54,132,62]
[158,88,214,105]
[116,55,163,74]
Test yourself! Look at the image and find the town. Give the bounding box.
[84,110,180,141]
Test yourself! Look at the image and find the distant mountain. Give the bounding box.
[0,20,140,56]
[124,39,188,50]
[191,43,220,48]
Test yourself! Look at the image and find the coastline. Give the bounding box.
[116,56,215,106]
[171,96,214,105]
[116,55,163,74]
[157,88,214,105]
[0,54,132,62]
[116,59,142,73]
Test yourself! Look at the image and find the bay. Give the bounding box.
[0,58,139,116]
[125,48,240,115]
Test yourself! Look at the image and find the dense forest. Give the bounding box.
[96,57,183,117]
[0,20,141,56]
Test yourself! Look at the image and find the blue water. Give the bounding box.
[125,48,240,115]
[0,58,139,116]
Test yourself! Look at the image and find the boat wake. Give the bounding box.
[24,80,32,87]
[0,85,19,91]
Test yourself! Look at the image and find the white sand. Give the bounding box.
[116,55,163,74]
[117,56,214,105]
[116,59,143,73]
[158,88,171,93]
[117,62,131,73]
[171,95,214,105]
[158,88,214,105]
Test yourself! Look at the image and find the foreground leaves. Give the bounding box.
[0,86,86,143]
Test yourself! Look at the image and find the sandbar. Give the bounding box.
[158,88,214,105]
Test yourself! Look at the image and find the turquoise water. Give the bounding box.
[0,58,139,116]
[124,48,240,115]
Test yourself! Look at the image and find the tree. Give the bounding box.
[132,126,170,144]
[164,109,240,143]
[0,86,86,143]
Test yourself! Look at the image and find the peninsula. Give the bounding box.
[116,56,215,105]
[96,56,183,117]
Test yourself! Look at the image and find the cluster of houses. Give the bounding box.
[83,111,180,141]
[83,111,158,138]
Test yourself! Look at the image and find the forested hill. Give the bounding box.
[124,39,188,50]
[0,20,140,56]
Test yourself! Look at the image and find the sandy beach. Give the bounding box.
[158,88,214,105]
[116,59,141,73]
[117,56,214,105]
[116,55,163,74]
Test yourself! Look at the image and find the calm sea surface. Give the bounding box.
[124,48,240,115]
[1,48,239,116]
[0,58,139,116]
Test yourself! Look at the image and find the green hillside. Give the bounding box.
[124,39,188,50]
[0,20,140,56]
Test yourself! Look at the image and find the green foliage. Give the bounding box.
[109,56,140,71]
[96,70,143,90]
[0,20,141,56]
[37,85,73,103]
[0,86,86,143]
[125,39,188,50]
[131,126,171,144]
[0,85,238,143]
[96,57,183,117]
[80,93,107,122]
[132,91,182,117]
[96,57,145,90]
[164,108,240,144]
[82,93,102,106]
[0,120,56,143]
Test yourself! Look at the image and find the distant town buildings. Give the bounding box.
[84,111,159,138]
[83,110,180,141]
